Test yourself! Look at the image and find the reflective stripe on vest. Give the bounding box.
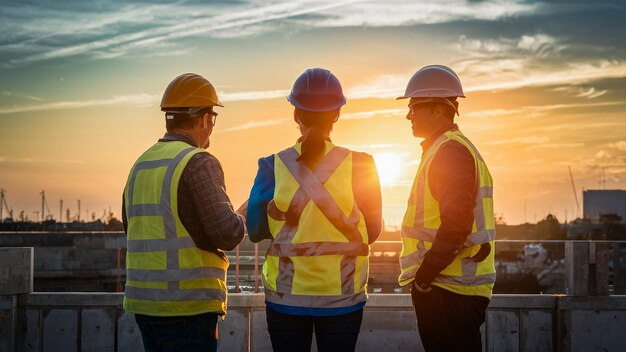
[264,143,369,308]
[398,130,496,298]
[123,141,228,316]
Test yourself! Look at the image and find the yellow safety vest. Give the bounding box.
[399,130,496,299]
[264,141,370,308]
[123,140,229,316]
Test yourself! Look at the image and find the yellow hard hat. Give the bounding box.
[160,73,223,111]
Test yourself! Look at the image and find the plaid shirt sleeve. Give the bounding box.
[179,152,245,252]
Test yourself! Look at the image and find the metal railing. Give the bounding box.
[226,239,626,295]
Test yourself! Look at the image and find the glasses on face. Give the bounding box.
[408,98,458,116]
[408,101,429,116]
[207,111,218,126]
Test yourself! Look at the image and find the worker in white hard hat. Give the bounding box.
[246,68,383,352]
[396,65,496,351]
[122,73,247,352]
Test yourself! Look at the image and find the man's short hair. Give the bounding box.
[164,107,212,131]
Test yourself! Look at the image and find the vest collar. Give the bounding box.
[296,135,332,143]
[420,123,458,152]
[160,131,198,147]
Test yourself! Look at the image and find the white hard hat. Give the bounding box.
[397,65,465,100]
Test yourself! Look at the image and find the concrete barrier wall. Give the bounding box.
[0,233,125,292]
[2,245,626,351]
[0,247,33,352]
[2,292,625,352]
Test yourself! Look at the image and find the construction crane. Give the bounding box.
[568,166,581,218]
[1,188,13,221]
[40,190,52,221]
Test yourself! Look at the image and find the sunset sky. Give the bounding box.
[1,0,625,226]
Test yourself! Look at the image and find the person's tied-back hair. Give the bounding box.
[295,108,339,168]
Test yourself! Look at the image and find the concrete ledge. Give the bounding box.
[17,293,625,309]
[489,294,558,309]
[21,292,124,306]
[8,293,626,351]
[558,295,626,310]
[0,247,33,295]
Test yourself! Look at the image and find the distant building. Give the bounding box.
[583,189,626,223]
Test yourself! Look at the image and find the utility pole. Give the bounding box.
[77,199,81,222]
[40,190,51,221]
[60,199,63,222]
[41,191,45,221]
[0,188,8,221]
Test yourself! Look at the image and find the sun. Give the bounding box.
[372,153,403,186]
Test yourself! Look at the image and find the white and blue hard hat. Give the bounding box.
[287,68,346,112]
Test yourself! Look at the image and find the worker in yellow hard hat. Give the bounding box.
[122,73,246,352]
[246,68,383,352]
[396,65,496,351]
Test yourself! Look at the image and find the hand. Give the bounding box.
[236,199,249,218]
[412,280,432,293]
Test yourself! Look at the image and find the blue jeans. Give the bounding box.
[134,313,218,352]
[266,307,363,352]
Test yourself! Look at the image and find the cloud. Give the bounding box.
[525,143,585,151]
[0,0,554,67]
[552,86,607,99]
[220,89,290,102]
[0,93,159,115]
[3,91,44,102]
[0,89,291,115]
[0,157,84,164]
[608,141,626,151]
[453,33,566,58]
[461,60,626,93]
[1,0,367,67]
[484,136,550,146]
[216,118,288,133]
[346,74,408,99]
[341,109,405,120]
[529,121,626,133]
[296,0,542,27]
[517,34,559,53]
[344,60,626,100]
[449,33,626,92]
[464,101,625,120]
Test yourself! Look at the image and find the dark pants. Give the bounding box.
[266,307,363,352]
[411,285,489,352]
[134,312,218,352]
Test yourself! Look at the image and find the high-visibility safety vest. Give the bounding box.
[264,142,370,308]
[399,130,496,299]
[123,141,229,316]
